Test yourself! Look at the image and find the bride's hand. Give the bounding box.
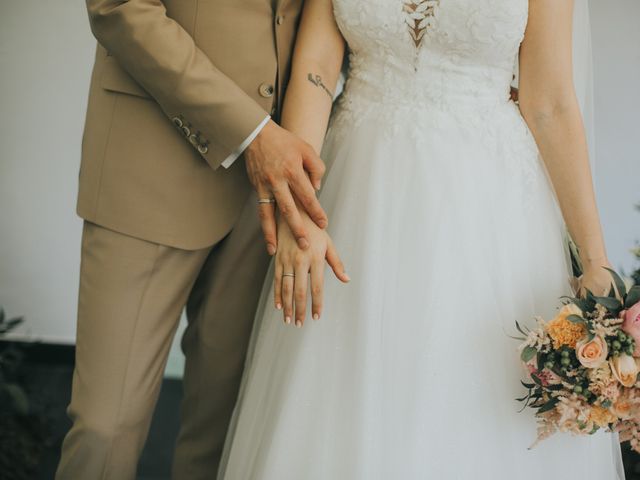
[575,257,614,298]
[274,212,349,327]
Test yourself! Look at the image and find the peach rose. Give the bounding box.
[621,301,640,357]
[576,335,608,369]
[610,354,639,388]
[611,395,635,420]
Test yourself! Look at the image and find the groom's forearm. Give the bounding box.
[86,0,268,169]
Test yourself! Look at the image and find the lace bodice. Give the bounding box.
[327,0,542,213]
[333,0,528,109]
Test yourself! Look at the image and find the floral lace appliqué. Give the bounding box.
[403,0,440,50]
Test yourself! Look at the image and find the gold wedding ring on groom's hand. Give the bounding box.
[282,273,295,278]
[257,198,276,205]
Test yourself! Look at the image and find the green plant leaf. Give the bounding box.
[3,383,29,416]
[604,267,627,299]
[0,316,23,334]
[625,286,640,309]
[521,346,537,363]
[515,321,529,337]
[537,397,560,414]
[567,314,586,324]
[593,296,622,312]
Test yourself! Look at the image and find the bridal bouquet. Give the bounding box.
[516,267,640,452]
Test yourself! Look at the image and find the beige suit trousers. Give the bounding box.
[56,194,270,480]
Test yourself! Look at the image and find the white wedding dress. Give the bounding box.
[219,0,625,478]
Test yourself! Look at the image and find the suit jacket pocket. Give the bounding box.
[100,55,151,99]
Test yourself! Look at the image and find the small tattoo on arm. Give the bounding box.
[307,73,334,99]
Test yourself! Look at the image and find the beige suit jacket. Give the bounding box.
[77,0,303,250]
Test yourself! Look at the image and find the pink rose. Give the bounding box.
[576,335,608,369]
[621,301,640,357]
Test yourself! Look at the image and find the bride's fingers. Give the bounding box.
[326,240,350,283]
[294,263,309,328]
[282,267,295,325]
[274,262,283,310]
[310,259,324,320]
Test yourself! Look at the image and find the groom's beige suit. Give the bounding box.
[57,0,303,478]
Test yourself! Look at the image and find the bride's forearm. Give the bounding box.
[518,0,608,269]
[522,102,608,266]
[280,65,340,154]
[280,0,345,154]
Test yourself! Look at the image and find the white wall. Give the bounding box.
[590,0,640,277]
[0,0,638,378]
[0,0,91,343]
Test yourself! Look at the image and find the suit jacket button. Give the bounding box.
[172,116,183,128]
[276,15,284,25]
[197,144,209,155]
[259,83,275,98]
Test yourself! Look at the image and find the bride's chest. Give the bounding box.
[332,0,529,64]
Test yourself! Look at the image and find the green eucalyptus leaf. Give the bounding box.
[625,286,640,309]
[537,397,560,414]
[593,296,622,312]
[567,314,586,325]
[604,267,627,299]
[521,346,537,363]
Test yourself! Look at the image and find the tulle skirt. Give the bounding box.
[218,94,625,479]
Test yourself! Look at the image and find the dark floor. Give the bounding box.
[4,342,640,479]
[1,343,182,480]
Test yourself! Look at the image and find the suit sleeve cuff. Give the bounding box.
[220,115,271,169]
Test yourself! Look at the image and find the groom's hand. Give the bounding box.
[245,120,328,255]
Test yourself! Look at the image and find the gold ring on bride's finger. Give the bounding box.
[282,273,295,278]
[257,198,276,204]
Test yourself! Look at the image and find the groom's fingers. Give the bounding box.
[293,263,309,327]
[310,259,324,320]
[290,171,327,230]
[256,185,277,256]
[302,148,326,192]
[272,185,309,250]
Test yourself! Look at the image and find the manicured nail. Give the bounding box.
[313,313,319,320]
[285,316,291,324]
[298,238,309,249]
[295,320,302,328]
[318,218,328,229]
[344,272,351,282]
[276,303,282,310]
[267,244,276,255]
[314,181,322,191]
